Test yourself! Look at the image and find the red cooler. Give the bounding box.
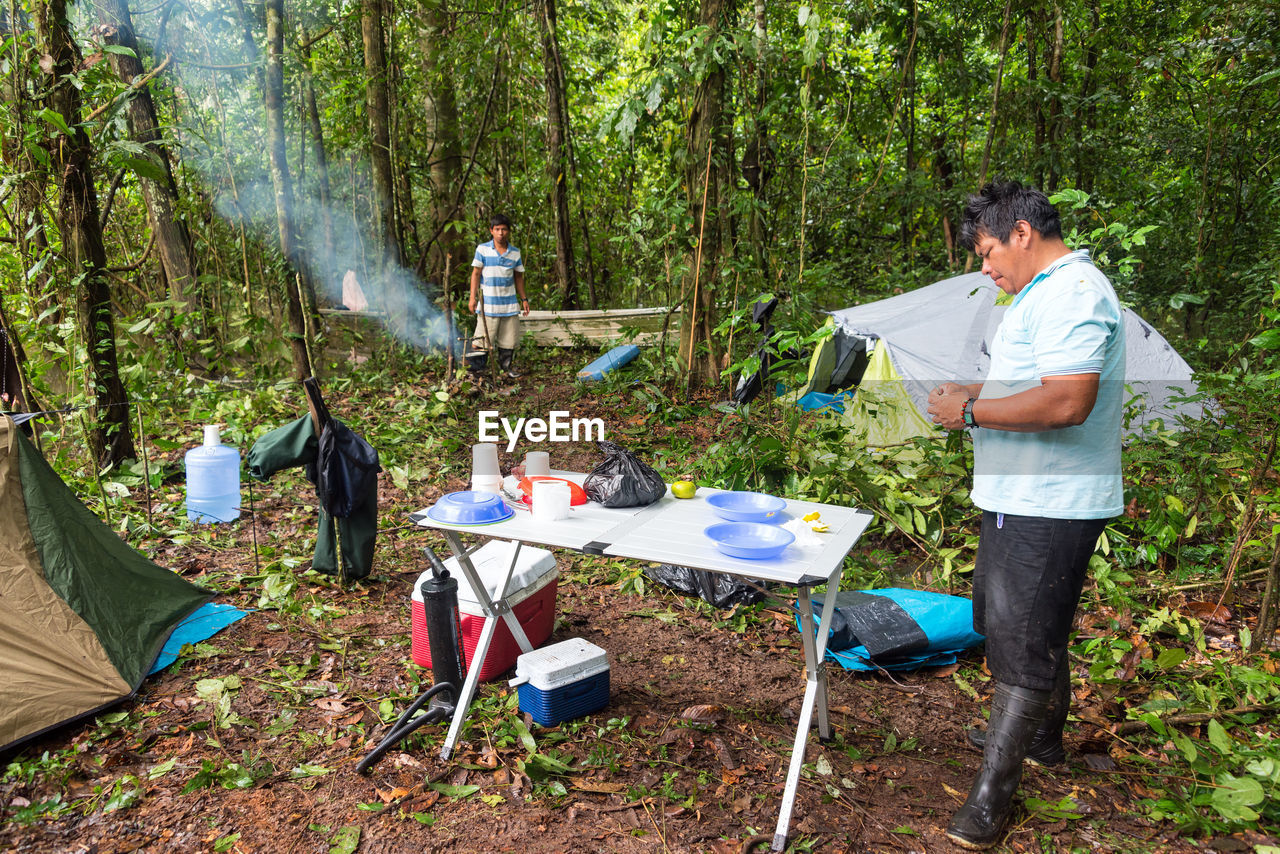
[412,542,558,681]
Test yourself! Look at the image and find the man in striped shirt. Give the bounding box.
[467,214,530,380]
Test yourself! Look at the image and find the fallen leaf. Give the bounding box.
[943,783,965,799]
[1083,753,1119,772]
[680,704,722,723]
[1185,601,1231,625]
[377,786,411,803]
[311,696,348,713]
[707,736,738,770]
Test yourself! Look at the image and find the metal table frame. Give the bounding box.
[413,475,872,851]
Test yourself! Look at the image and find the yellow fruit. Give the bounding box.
[671,480,697,499]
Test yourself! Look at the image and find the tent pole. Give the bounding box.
[136,406,153,530]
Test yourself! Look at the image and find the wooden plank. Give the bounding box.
[522,307,681,347]
[319,309,386,319]
[321,306,682,347]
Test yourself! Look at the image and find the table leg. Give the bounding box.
[495,542,534,653]
[772,584,828,850]
[437,531,512,761]
[773,667,821,851]
[439,611,500,761]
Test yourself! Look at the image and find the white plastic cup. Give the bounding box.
[531,480,570,522]
[471,475,503,494]
[472,442,501,478]
[524,451,551,478]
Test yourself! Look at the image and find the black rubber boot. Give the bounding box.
[947,683,1051,850]
[965,658,1069,766]
[497,348,520,378]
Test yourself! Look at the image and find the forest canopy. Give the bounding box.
[0,0,1277,455]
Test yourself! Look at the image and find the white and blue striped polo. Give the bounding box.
[472,240,525,317]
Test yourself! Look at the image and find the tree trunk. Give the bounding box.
[934,125,957,268]
[677,0,735,387]
[390,37,421,266]
[977,0,1013,190]
[1045,1,1064,191]
[900,0,917,266]
[300,32,336,294]
[1252,535,1280,654]
[744,0,769,281]
[95,0,197,310]
[363,0,399,266]
[421,0,468,302]
[35,0,136,465]
[1026,3,1044,188]
[1075,0,1101,194]
[264,0,314,379]
[966,0,1014,274]
[0,304,39,416]
[536,0,579,309]
[2,7,54,313]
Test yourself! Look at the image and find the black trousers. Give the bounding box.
[972,511,1109,690]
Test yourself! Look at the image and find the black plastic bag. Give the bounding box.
[316,418,381,518]
[644,564,775,608]
[583,440,666,507]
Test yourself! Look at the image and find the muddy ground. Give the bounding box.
[1,349,1267,853]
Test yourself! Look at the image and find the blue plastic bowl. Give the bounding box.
[426,491,514,526]
[704,522,795,560]
[706,491,787,524]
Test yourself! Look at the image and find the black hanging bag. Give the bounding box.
[316,419,381,518]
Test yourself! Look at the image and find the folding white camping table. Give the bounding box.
[411,473,873,852]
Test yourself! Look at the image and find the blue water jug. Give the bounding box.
[186,425,240,523]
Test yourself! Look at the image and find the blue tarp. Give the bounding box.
[799,587,984,673]
[794,390,854,413]
[148,602,249,674]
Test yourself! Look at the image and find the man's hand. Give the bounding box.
[469,295,478,314]
[928,385,969,430]
[927,375,1100,432]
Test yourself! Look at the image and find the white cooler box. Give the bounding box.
[509,637,610,727]
[412,541,558,681]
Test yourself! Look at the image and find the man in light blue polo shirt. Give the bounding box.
[926,181,1124,849]
[467,214,530,380]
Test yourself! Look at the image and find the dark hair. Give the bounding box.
[490,213,512,228]
[958,180,1062,250]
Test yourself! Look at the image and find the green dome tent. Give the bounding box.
[793,272,1208,446]
[1,415,211,752]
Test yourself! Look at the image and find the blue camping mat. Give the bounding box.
[149,602,249,674]
[799,587,984,672]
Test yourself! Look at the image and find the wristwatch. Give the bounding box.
[962,398,978,429]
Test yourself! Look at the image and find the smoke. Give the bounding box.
[294,196,456,355]
[210,180,457,355]
[109,0,459,355]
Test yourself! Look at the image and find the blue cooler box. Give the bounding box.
[509,638,610,727]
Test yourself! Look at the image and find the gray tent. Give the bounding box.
[801,272,1207,443]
